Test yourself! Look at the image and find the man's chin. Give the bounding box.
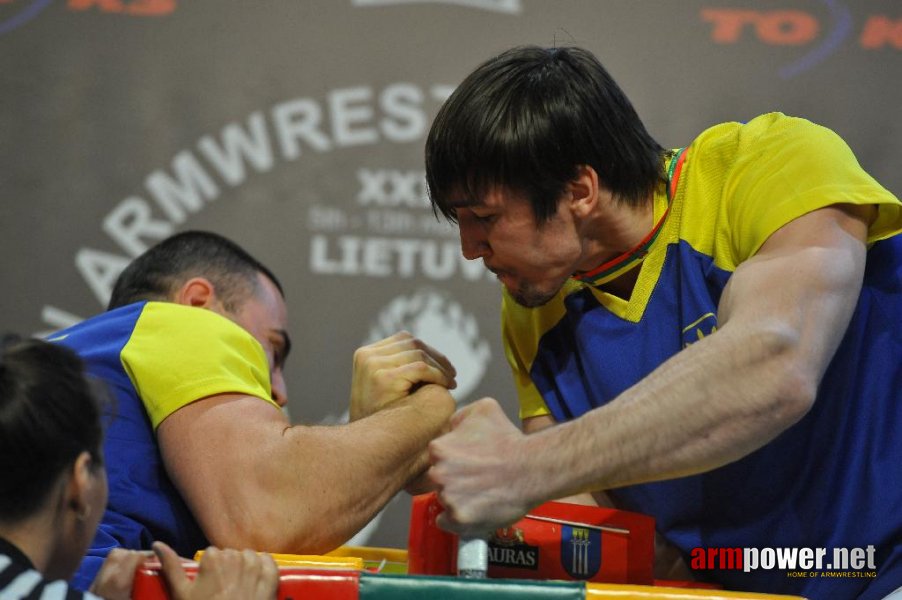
[509,284,557,308]
[495,272,561,308]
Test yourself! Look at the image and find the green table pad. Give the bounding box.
[360,572,585,600]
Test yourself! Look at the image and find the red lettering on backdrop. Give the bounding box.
[67,0,175,15]
[68,0,124,10]
[700,9,759,43]
[702,8,817,45]
[860,15,902,49]
[756,10,818,45]
[126,0,175,16]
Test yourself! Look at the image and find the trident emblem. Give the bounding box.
[561,526,601,579]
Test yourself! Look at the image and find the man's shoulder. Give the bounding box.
[125,303,265,369]
[62,301,242,336]
[49,301,257,360]
[691,112,842,156]
[46,301,149,358]
[134,302,254,342]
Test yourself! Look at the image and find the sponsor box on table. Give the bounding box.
[407,492,655,584]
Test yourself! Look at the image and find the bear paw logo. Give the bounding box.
[366,287,491,403]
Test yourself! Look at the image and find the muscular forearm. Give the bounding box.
[430,206,871,536]
[294,384,455,550]
[528,322,808,503]
[216,384,454,553]
[521,207,869,506]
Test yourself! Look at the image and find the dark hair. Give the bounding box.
[425,45,665,222]
[107,231,283,311]
[0,337,106,522]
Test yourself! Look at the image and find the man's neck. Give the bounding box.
[579,194,655,267]
[597,264,643,300]
[574,191,656,299]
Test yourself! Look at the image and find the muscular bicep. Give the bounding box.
[156,393,289,549]
[158,384,455,554]
[717,204,872,389]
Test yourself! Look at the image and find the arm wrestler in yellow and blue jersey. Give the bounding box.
[424,46,902,600]
[52,301,274,589]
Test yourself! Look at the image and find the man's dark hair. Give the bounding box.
[107,231,283,311]
[0,337,107,522]
[425,45,665,222]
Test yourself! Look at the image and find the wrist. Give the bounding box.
[518,422,582,509]
[409,384,456,420]
[516,428,548,510]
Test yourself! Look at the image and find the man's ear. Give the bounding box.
[173,277,219,309]
[65,451,94,520]
[567,165,600,218]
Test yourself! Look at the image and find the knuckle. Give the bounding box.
[262,554,278,575]
[427,438,441,456]
[373,371,392,388]
[352,348,368,366]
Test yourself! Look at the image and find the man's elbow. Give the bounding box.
[201,506,346,555]
[763,328,819,427]
[774,362,818,427]
[747,322,818,429]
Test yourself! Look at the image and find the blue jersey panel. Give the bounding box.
[529,237,902,599]
[531,241,731,422]
[53,303,208,590]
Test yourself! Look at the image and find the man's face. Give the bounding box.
[228,273,291,407]
[454,187,582,307]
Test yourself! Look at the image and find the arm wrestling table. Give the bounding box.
[130,494,807,600]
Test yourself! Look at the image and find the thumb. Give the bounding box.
[153,541,189,598]
[450,397,497,429]
[449,401,479,429]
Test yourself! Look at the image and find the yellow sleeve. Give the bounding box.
[120,302,279,429]
[724,113,902,263]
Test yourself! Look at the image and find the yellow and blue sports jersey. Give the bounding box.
[49,301,277,591]
[503,113,902,599]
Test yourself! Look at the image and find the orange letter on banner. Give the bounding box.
[701,9,760,43]
[860,15,902,49]
[68,0,124,12]
[756,10,818,45]
[126,0,175,16]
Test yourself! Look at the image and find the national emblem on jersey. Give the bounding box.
[682,312,718,348]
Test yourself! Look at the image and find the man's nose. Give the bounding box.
[459,218,490,261]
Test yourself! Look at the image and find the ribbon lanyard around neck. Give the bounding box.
[572,147,687,287]
[667,146,687,203]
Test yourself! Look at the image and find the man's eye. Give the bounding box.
[474,213,495,224]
